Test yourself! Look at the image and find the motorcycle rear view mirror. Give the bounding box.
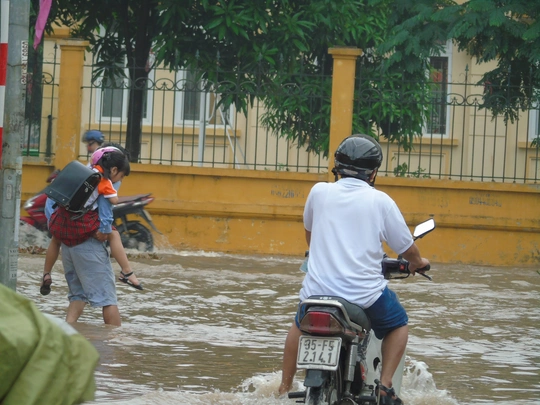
[413,218,436,240]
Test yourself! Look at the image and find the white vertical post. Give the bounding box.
[197,90,207,166]
[1,0,29,290]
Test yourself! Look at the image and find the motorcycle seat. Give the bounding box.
[305,295,371,332]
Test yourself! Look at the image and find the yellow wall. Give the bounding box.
[27,41,540,267]
[21,163,540,267]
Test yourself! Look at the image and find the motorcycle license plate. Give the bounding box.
[297,336,341,371]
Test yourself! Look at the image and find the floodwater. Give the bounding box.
[14,227,540,405]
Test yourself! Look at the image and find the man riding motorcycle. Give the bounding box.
[82,129,105,154]
[278,134,430,404]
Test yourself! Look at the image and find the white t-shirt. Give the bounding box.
[300,177,413,308]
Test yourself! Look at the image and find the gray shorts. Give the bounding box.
[61,238,117,308]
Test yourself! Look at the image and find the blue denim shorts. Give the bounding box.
[295,287,408,340]
[364,287,408,339]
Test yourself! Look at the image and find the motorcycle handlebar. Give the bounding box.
[416,263,431,272]
[381,257,432,281]
[381,257,410,279]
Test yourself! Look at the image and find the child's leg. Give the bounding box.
[44,236,61,274]
[108,230,141,288]
[40,236,61,295]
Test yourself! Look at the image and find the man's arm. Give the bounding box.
[401,242,430,275]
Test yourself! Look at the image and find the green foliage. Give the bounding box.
[393,162,430,178]
[394,162,409,177]
[346,0,454,152]
[37,0,453,158]
[258,68,333,155]
[441,0,540,122]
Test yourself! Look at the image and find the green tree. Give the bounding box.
[436,0,540,123]
[33,0,452,161]
[357,0,453,149]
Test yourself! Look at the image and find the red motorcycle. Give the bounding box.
[21,171,160,251]
[20,171,58,234]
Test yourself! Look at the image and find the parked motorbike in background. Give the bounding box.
[20,171,160,251]
[113,193,160,251]
[21,190,50,234]
[289,219,435,405]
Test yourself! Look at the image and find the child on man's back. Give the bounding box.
[40,148,142,295]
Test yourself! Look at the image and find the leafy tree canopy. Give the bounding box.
[435,0,540,122]
[32,0,452,160]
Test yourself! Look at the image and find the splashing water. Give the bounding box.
[401,359,459,405]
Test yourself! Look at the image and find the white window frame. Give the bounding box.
[173,68,234,128]
[95,65,154,125]
[424,40,452,138]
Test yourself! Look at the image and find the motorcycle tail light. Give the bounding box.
[299,311,344,335]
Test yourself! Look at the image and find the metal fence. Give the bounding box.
[22,43,59,161]
[79,53,329,172]
[356,63,540,184]
[25,45,540,183]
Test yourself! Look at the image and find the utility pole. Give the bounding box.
[0,0,30,290]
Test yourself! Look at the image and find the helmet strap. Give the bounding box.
[369,170,378,187]
[333,166,379,186]
[331,167,339,182]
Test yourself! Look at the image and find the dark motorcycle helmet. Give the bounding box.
[82,130,105,145]
[332,134,383,185]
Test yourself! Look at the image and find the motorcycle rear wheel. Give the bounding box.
[305,368,342,405]
[120,221,154,252]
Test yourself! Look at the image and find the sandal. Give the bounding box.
[118,271,143,291]
[40,273,52,296]
[375,380,404,405]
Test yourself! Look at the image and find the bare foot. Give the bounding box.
[278,383,291,396]
[127,271,140,286]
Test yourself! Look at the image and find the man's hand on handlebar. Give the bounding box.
[401,243,429,275]
[409,257,430,276]
[409,258,432,280]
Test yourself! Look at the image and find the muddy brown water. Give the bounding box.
[14,242,540,405]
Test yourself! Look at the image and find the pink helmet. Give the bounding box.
[90,146,121,166]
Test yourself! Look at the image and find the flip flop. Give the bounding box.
[375,380,404,405]
[40,273,52,296]
[119,271,143,290]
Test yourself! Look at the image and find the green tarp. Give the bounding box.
[0,283,99,405]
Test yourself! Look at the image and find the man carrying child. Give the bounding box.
[43,145,140,326]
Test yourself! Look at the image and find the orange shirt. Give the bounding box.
[94,165,117,199]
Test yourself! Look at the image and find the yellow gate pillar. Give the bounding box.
[54,39,88,170]
[328,47,362,181]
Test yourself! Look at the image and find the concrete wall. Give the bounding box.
[21,162,540,266]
